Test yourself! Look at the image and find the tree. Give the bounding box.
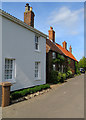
[75,61,79,74]
[78,56,86,70]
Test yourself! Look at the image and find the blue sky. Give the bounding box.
[1,2,84,61]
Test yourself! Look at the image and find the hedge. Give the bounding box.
[10,84,50,100]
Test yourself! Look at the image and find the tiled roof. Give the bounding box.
[46,39,63,54]
[56,43,78,62]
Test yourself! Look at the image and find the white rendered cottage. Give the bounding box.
[0,3,47,91]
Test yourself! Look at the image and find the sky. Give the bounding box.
[1,2,84,61]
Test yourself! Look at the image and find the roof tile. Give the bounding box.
[46,39,63,54]
[56,43,78,62]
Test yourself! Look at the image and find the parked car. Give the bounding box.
[80,68,85,73]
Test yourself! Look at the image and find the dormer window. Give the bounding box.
[52,52,56,59]
[35,36,39,50]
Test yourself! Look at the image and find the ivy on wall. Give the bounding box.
[68,59,71,65]
[52,54,65,64]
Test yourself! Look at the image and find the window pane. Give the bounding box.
[35,36,39,50]
[5,59,14,80]
[52,52,56,59]
[35,62,39,78]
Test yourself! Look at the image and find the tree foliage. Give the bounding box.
[78,56,86,70]
[75,61,80,74]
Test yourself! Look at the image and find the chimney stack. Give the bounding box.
[24,3,35,27]
[48,27,55,42]
[69,45,72,53]
[62,41,67,50]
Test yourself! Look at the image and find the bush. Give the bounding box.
[62,73,66,80]
[66,70,73,78]
[57,72,66,83]
[57,72,62,82]
[77,70,81,75]
[10,84,50,100]
[59,73,64,83]
[10,92,22,100]
[49,70,58,84]
[49,71,67,83]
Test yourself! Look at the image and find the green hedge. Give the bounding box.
[10,84,50,100]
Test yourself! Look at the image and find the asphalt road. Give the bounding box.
[2,74,84,118]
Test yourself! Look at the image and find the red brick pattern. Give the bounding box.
[48,27,55,42]
[24,11,35,27]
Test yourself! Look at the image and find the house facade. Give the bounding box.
[46,27,78,83]
[0,4,47,91]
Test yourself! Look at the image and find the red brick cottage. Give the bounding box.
[46,27,78,82]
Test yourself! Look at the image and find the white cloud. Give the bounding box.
[47,6,84,35]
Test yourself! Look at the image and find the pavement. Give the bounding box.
[2,74,84,118]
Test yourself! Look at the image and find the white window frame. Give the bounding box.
[52,52,56,59]
[4,58,16,83]
[34,62,41,81]
[53,64,56,71]
[35,35,39,51]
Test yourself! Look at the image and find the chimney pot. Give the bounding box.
[50,26,53,30]
[30,7,32,11]
[69,45,72,53]
[26,3,29,6]
[25,3,30,12]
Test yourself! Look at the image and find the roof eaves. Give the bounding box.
[0,9,48,38]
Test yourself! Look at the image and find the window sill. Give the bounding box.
[35,50,41,53]
[34,78,41,81]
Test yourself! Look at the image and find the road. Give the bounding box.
[2,74,84,118]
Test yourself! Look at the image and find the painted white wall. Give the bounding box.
[2,16,46,91]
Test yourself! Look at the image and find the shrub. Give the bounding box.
[77,70,81,75]
[57,72,66,83]
[66,70,73,78]
[57,75,61,81]
[57,72,61,82]
[59,73,64,83]
[49,70,58,84]
[11,91,22,100]
[10,84,50,100]
[62,73,66,80]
